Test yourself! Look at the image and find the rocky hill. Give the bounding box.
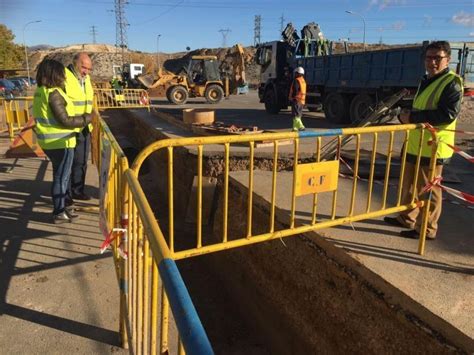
[28,42,397,86]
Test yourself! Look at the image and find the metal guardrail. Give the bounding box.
[0,97,33,139]
[94,114,213,354]
[130,124,438,258]
[94,88,150,111]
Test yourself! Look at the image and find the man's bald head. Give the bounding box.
[73,52,92,78]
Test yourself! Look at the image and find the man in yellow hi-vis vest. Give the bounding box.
[65,52,94,202]
[384,41,463,240]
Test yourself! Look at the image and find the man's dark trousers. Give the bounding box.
[70,126,90,197]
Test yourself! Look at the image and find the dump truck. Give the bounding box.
[257,26,473,123]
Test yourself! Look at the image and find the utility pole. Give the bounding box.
[90,25,98,44]
[279,13,285,34]
[115,0,128,66]
[218,28,231,48]
[254,15,261,46]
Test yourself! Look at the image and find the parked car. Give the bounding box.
[0,79,19,99]
[8,78,28,95]
[10,76,36,86]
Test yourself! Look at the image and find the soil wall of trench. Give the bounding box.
[104,109,470,354]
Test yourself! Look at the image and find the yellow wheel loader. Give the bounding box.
[138,55,228,105]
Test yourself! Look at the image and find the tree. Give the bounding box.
[0,24,25,69]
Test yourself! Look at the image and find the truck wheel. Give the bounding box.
[264,89,280,114]
[205,84,224,104]
[323,93,350,124]
[349,94,374,123]
[169,86,188,105]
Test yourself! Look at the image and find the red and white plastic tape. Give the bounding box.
[100,227,128,258]
[420,175,474,206]
[424,123,474,164]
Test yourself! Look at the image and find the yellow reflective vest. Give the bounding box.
[407,70,463,159]
[65,67,94,131]
[33,87,77,150]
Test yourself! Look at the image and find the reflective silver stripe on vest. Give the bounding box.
[35,117,60,125]
[36,132,76,140]
[72,100,93,106]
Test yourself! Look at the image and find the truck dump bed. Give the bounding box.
[298,45,426,90]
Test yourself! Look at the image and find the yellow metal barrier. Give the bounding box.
[130,124,438,259]
[1,97,33,139]
[94,113,212,354]
[94,88,150,111]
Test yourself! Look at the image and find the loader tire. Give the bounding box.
[205,85,224,104]
[165,87,173,102]
[169,86,188,105]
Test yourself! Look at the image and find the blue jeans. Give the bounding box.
[69,126,91,196]
[44,148,74,215]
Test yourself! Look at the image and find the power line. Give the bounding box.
[115,0,128,65]
[254,15,261,46]
[279,13,285,34]
[218,28,231,48]
[90,25,98,44]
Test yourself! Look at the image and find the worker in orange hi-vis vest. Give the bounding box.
[289,66,307,131]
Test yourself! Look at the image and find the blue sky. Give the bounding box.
[1,0,473,53]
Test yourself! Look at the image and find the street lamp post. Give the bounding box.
[345,11,365,51]
[156,34,162,69]
[23,20,42,85]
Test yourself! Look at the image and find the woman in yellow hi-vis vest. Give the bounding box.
[33,59,92,224]
[384,41,463,240]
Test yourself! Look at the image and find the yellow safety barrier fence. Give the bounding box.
[94,114,213,354]
[130,124,438,260]
[0,97,33,139]
[94,88,150,111]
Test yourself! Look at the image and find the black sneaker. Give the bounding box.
[72,192,91,201]
[384,216,405,228]
[400,229,436,240]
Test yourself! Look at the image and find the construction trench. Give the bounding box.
[101,108,470,354]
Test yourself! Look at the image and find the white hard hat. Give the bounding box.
[294,67,305,75]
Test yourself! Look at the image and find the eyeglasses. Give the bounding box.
[424,56,448,62]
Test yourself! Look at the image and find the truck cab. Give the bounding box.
[256,41,293,113]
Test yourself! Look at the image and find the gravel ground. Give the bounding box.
[458,97,474,124]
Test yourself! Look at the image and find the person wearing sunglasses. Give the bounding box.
[384,41,463,240]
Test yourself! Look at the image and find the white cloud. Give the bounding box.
[470,32,474,37]
[423,15,432,28]
[376,21,406,32]
[391,21,406,31]
[368,0,407,10]
[451,11,474,26]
